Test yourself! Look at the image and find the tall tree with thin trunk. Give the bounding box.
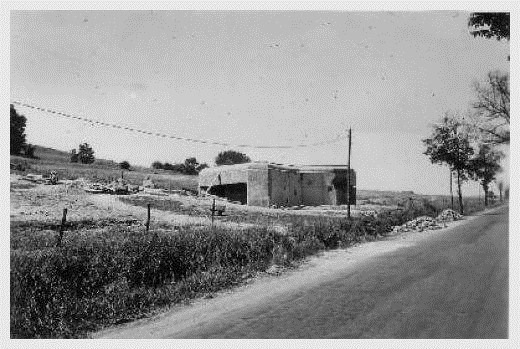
[423,114,474,214]
[468,144,503,206]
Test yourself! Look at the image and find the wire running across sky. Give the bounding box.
[11,100,349,149]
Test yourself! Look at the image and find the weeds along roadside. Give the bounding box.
[10,196,498,338]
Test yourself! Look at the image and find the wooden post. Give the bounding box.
[146,203,151,232]
[211,198,216,226]
[169,179,172,195]
[347,127,352,219]
[121,170,124,179]
[56,208,68,247]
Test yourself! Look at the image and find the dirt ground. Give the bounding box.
[10,173,382,229]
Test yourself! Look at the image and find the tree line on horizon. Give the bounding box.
[151,150,251,175]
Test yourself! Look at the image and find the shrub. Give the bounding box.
[119,161,131,170]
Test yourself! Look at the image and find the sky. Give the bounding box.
[9,9,510,195]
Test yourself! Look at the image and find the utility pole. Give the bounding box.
[450,169,454,210]
[347,127,352,219]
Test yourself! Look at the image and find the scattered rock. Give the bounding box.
[265,265,282,275]
[391,209,462,235]
[436,209,462,222]
[142,176,155,189]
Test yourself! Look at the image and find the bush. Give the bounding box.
[119,161,131,170]
[215,150,251,166]
[151,161,163,169]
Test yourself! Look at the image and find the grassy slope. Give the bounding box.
[10,145,199,191]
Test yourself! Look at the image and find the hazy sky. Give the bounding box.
[10,10,510,195]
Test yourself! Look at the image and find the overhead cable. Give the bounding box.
[11,100,347,149]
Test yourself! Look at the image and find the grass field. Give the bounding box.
[10,146,502,338]
[10,145,199,192]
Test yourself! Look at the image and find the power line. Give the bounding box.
[11,100,348,149]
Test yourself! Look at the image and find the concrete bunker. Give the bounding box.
[204,182,248,204]
[199,162,356,208]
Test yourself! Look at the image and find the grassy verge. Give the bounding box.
[10,194,500,338]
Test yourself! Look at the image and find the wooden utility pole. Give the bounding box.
[450,169,454,210]
[146,203,151,232]
[56,208,68,247]
[347,127,352,219]
[211,198,216,227]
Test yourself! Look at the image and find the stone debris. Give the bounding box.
[84,178,140,195]
[436,209,462,222]
[142,176,155,189]
[391,209,462,235]
[22,172,60,185]
[265,264,283,275]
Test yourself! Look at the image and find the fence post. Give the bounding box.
[211,198,216,226]
[56,208,68,247]
[146,203,151,232]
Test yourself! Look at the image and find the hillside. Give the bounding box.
[10,145,199,192]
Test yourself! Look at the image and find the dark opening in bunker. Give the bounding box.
[208,183,247,205]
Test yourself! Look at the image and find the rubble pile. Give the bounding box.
[436,209,462,222]
[21,173,60,185]
[84,178,140,195]
[391,210,462,235]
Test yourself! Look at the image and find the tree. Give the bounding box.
[215,150,251,166]
[472,71,510,144]
[423,114,474,214]
[151,161,163,169]
[468,12,510,41]
[77,143,95,164]
[120,161,131,170]
[10,104,27,155]
[70,149,79,163]
[24,144,36,158]
[183,157,199,175]
[468,144,503,206]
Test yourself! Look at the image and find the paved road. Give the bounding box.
[99,205,508,339]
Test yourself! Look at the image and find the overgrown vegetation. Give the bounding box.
[10,193,495,338]
[151,157,208,175]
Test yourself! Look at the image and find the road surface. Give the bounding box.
[96,205,508,339]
